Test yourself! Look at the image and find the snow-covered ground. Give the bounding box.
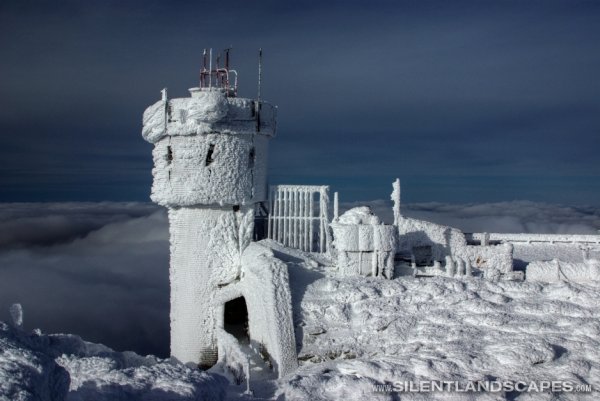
[262,245,598,401]
[0,321,227,401]
[286,277,600,400]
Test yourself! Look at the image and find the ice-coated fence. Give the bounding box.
[267,185,331,253]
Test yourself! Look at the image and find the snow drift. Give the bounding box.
[0,321,227,401]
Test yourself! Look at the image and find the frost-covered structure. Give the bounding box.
[324,179,521,281]
[142,51,296,377]
[266,185,332,253]
[330,207,398,278]
[140,50,599,391]
[325,179,598,282]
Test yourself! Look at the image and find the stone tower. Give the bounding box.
[141,50,276,367]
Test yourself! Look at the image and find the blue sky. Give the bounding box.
[1,0,599,204]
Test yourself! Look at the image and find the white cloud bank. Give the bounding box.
[343,200,600,234]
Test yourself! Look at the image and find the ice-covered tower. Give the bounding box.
[141,49,276,367]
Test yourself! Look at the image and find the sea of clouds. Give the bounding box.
[0,201,598,358]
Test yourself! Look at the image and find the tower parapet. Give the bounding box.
[142,51,276,208]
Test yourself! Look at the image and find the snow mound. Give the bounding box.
[338,207,380,225]
[142,91,229,143]
[0,322,69,401]
[0,322,227,401]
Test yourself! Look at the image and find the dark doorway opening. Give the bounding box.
[224,297,249,344]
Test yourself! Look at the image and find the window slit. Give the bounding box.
[248,147,255,168]
[205,144,215,166]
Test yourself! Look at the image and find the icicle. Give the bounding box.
[391,178,401,226]
[334,191,339,220]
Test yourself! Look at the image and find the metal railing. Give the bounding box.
[267,185,331,253]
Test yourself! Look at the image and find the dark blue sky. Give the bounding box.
[1,0,599,204]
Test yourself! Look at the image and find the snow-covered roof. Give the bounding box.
[142,89,276,143]
[336,206,380,225]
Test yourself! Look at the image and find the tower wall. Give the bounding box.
[151,133,269,207]
[168,206,254,366]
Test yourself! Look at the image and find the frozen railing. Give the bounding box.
[467,233,600,245]
[216,328,251,394]
[267,185,331,253]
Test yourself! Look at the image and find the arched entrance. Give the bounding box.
[223,296,249,344]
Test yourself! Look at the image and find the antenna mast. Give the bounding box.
[200,49,207,88]
[209,48,213,89]
[257,48,262,104]
[256,48,262,132]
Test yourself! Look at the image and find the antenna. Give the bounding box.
[209,48,213,89]
[257,48,262,104]
[256,48,262,132]
[201,49,207,88]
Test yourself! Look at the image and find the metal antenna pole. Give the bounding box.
[209,48,212,89]
[256,48,262,131]
[201,48,207,88]
[257,48,262,104]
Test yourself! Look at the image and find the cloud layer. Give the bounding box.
[0,201,598,357]
[0,203,169,356]
[345,199,600,234]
